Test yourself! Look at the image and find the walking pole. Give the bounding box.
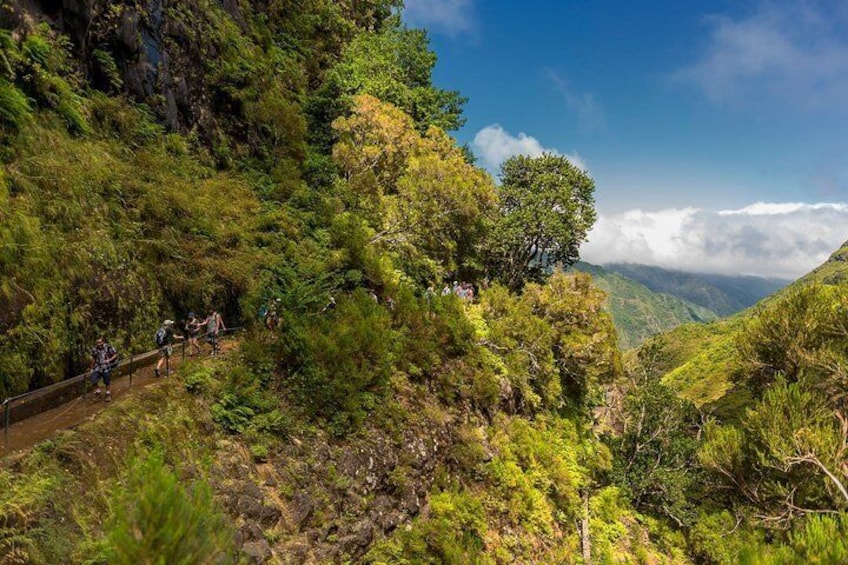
[3,399,9,454]
[166,349,170,377]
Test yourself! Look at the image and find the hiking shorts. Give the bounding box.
[159,345,173,358]
[205,333,219,346]
[90,369,111,387]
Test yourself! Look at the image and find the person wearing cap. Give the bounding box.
[154,319,183,377]
[89,336,118,402]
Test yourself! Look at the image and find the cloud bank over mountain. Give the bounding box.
[582,202,848,279]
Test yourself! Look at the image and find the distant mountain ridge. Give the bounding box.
[632,240,848,414]
[600,263,789,317]
[573,262,720,349]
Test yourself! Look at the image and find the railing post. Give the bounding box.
[3,399,9,454]
[182,339,186,361]
[129,353,134,388]
[166,348,170,377]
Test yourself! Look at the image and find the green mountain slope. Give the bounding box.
[574,262,719,349]
[639,241,848,412]
[603,263,789,317]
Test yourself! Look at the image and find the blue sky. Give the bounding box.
[403,0,848,278]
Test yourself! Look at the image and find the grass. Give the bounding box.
[0,369,230,564]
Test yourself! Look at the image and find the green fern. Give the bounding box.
[0,80,32,131]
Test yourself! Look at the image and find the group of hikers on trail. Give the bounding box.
[87,308,226,401]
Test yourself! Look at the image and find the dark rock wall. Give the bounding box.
[2,0,244,134]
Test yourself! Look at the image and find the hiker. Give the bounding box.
[185,312,202,356]
[89,336,118,402]
[265,299,281,331]
[154,320,182,377]
[322,295,336,313]
[425,286,435,301]
[204,308,226,356]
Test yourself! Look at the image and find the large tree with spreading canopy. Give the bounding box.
[486,153,597,290]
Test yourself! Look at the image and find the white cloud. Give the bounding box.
[718,201,848,216]
[581,202,848,279]
[403,0,475,36]
[676,2,848,109]
[546,70,606,132]
[471,124,587,175]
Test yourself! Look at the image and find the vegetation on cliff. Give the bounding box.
[3,0,848,563]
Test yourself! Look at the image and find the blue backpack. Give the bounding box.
[155,327,168,347]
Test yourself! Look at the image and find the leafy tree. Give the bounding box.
[700,380,848,526]
[326,22,466,132]
[486,153,596,290]
[478,272,620,413]
[737,284,848,401]
[333,94,496,280]
[608,346,702,527]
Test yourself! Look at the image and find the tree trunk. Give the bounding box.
[581,489,591,564]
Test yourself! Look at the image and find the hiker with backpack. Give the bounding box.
[185,312,202,356]
[154,320,182,377]
[89,336,118,402]
[204,308,226,356]
[264,299,281,331]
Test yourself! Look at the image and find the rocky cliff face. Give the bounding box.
[4,0,218,130]
[213,414,457,563]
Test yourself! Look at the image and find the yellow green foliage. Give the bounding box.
[367,490,490,565]
[590,486,689,564]
[100,451,235,564]
[478,272,621,413]
[662,331,739,407]
[689,511,769,564]
[332,94,496,280]
[485,415,585,530]
[0,468,58,563]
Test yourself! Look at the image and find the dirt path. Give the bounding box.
[1,342,237,458]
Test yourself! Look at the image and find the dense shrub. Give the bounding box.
[100,451,235,564]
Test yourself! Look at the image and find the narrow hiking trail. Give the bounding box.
[1,341,239,458]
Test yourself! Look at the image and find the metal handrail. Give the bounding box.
[1,327,244,452]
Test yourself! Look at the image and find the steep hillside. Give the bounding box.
[574,262,719,349]
[793,240,848,286]
[2,275,696,564]
[637,240,848,412]
[4,0,848,562]
[611,242,848,565]
[0,2,690,563]
[603,263,789,317]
